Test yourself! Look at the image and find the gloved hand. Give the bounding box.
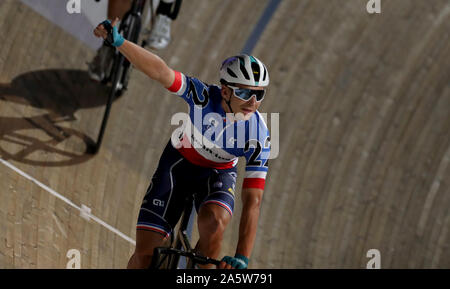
[220,254,249,269]
[93,18,124,47]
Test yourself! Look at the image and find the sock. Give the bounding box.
[157,0,182,20]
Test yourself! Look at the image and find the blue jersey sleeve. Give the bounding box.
[167,71,211,108]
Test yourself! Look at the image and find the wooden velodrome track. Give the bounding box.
[0,0,449,269]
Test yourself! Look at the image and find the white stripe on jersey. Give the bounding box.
[244,171,267,179]
[255,110,269,131]
[175,120,238,163]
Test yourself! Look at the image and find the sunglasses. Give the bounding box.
[228,85,266,102]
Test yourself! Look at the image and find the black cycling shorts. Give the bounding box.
[136,141,237,238]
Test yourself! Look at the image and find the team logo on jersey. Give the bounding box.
[153,199,165,207]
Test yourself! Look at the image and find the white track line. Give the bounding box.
[0,158,136,246]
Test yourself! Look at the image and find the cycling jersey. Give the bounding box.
[137,141,237,238]
[136,71,271,238]
[167,71,271,190]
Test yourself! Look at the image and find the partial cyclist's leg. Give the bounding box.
[108,0,133,20]
[147,0,182,49]
[167,0,182,20]
[88,0,133,81]
[128,141,188,268]
[194,168,236,268]
[156,0,182,19]
[195,203,232,268]
[127,230,166,268]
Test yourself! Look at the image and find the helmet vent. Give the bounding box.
[251,62,260,82]
[238,57,250,80]
[227,68,237,78]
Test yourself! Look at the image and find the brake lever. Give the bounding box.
[192,252,221,266]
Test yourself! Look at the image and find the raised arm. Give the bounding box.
[93,18,175,88]
[118,41,174,87]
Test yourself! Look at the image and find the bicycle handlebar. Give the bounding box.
[152,247,221,268]
[182,250,221,266]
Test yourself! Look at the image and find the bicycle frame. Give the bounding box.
[169,195,194,269]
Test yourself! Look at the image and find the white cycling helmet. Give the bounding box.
[220,54,269,87]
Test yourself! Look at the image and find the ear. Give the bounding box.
[221,85,231,101]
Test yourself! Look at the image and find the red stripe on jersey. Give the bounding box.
[136,225,169,238]
[178,146,235,169]
[167,70,182,92]
[243,178,266,190]
[203,200,233,216]
[177,134,235,169]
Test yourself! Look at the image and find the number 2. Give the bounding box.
[244,140,262,166]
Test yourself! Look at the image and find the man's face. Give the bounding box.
[221,84,265,120]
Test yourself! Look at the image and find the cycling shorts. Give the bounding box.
[136,141,237,238]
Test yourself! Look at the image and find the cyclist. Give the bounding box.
[88,0,183,82]
[93,19,271,269]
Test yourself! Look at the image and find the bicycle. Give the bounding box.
[89,0,156,154]
[149,194,221,269]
